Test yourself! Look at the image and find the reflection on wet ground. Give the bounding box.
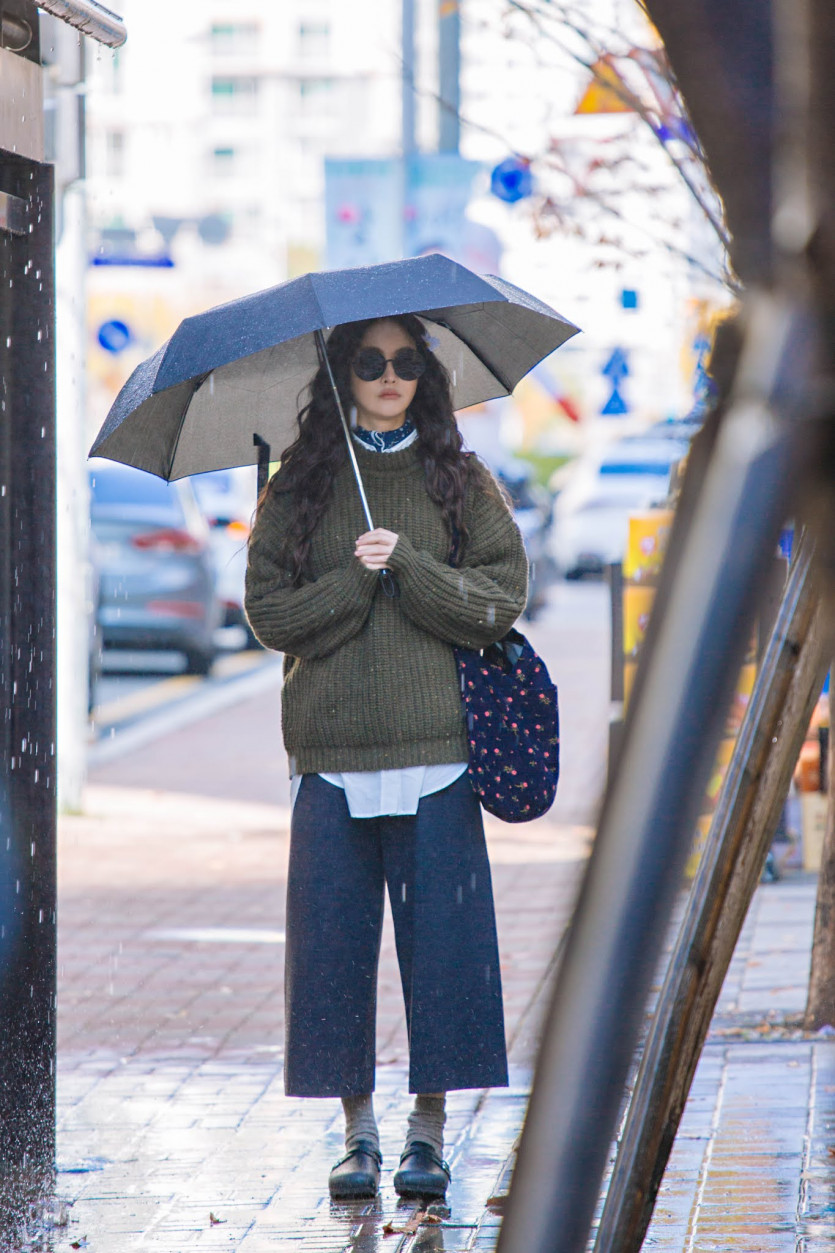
[52,1041,835,1251]
[55,1062,527,1251]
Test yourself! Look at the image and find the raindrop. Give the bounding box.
[30,841,35,857]
[456,884,463,905]
[401,882,407,903]
[38,909,43,923]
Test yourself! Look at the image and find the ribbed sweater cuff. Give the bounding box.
[387,532,424,580]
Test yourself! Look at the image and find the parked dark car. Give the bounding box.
[89,459,221,674]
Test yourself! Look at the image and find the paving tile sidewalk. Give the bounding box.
[593,875,835,1251]
[53,784,835,1252]
[54,785,590,1252]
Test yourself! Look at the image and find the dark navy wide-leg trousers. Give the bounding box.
[284,772,508,1097]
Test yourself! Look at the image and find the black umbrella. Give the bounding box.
[90,253,579,513]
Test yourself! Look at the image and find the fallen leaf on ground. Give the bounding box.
[209,1212,227,1225]
[383,1210,442,1234]
[486,1193,508,1211]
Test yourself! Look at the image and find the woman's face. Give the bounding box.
[349,320,420,432]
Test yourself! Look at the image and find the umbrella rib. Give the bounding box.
[165,373,208,481]
[429,315,513,393]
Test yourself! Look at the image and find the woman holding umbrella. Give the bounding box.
[244,313,528,1201]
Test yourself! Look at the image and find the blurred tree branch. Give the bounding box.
[410,0,737,292]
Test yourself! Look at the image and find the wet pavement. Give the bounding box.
[55,796,835,1251]
[56,787,588,1251]
[51,584,835,1249]
[610,878,835,1251]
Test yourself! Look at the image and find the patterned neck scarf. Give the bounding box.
[351,417,417,453]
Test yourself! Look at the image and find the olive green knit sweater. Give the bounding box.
[244,441,528,774]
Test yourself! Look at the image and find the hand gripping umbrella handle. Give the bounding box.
[315,329,399,599]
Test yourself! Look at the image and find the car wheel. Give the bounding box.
[184,647,215,676]
[243,621,264,650]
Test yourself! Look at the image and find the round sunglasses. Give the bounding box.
[351,346,426,382]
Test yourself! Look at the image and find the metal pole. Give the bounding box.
[497,295,813,1252]
[37,0,126,49]
[314,329,374,531]
[594,529,828,1252]
[402,0,416,158]
[438,0,461,153]
[0,150,57,1235]
[606,561,625,782]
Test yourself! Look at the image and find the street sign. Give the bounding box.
[97,319,132,353]
[601,347,630,415]
[324,157,403,269]
[490,156,533,204]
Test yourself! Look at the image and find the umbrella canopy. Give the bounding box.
[90,253,579,482]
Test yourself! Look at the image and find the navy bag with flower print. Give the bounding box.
[452,629,559,823]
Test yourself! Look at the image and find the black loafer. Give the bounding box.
[328,1140,382,1200]
[393,1140,451,1199]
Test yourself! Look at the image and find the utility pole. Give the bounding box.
[42,13,90,813]
[438,0,461,153]
[402,0,416,158]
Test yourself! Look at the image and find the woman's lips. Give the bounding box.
[378,390,400,399]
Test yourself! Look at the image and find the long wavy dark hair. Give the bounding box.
[262,314,497,585]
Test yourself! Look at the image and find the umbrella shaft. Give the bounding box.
[315,329,375,532]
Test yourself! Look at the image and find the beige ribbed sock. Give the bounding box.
[405,1092,446,1157]
[342,1093,379,1155]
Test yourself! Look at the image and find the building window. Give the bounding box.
[105,130,124,178]
[212,146,236,176]
[298,21,330,58]
[211,76,259,114]
[298,77,333,116]
[210,22,259,55]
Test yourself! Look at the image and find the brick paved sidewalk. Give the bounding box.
[54,786,835,1251]
[55,785,590,1251]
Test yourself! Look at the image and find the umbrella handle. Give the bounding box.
[379,570,400,599]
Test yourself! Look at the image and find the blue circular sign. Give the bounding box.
[490,157,533,204]
[97,319,132,354]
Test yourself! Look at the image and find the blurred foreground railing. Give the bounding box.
[498,0,835,1246]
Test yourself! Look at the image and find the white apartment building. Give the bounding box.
[86,0,403,275]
